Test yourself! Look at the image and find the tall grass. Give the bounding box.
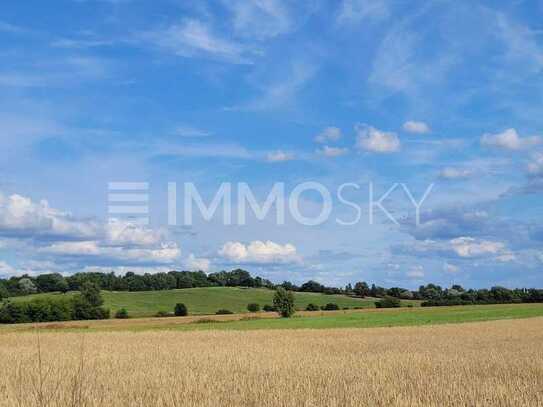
[1,317,542,406]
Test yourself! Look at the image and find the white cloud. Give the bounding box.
[403,120,431,134]
[527,153,543,176]
[41,241,181,264]
[450,237,505,258]
[314,126,342,143]
[406,265,424,279]
[443,262,460,274]
[0,193,98,239]
[481,128,541,151]
[317,146,348,157]
[355,124,400,153]
[439,167,473,179]
[173,125,211,138]
[225,0,291,39]
[146,19,252,64]
[105,220,166,247]
[0,261,16,277]
[267,150,295,162]
[185,253,210,272]
[219,240,300,264]
[337,0,389,24]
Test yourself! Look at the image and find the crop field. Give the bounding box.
[0,316,542,406]
[9,287,414,316]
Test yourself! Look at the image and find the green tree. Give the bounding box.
[247,303,260,312]
[0,282,8,300]
[354,281,369,297]
[273,287,295,318]
[174,303,188,316]
[18,278,37,295]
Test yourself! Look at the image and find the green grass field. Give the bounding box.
[168,303,543,332]
[9,287,418,317]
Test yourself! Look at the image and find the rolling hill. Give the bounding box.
[8,287,419,317]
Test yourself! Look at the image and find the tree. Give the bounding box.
[36,273,69,293]
[375,296,401,308]
[354,282,369,297]
[115,308,129,319]
[247,303,260,312]
[0,282,8,301]
[174,303,188,316]
[273,287,295,318]
[18,278,37,295]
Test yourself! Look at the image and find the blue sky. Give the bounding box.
[0,0,542,288]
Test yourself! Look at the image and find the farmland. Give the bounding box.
[0,316,541,406]
[8,287,414,317]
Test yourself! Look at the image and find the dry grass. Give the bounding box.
[1,318,542,407]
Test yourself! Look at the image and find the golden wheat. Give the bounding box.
[1,318,542,407]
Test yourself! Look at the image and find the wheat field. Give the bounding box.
[1,318,542,407]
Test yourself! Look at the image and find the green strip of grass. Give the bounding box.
[165,303,543,332]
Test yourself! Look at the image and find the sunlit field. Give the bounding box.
[1,317,542,407]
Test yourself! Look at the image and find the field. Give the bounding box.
[0,316,541,406]
[9,287,414,316]
[1,303,541,333]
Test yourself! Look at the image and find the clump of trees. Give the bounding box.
[247,303,260,312]
[0,283,109,324]
[115,308,129,319]
[375,296,401,308]
[305,303,319,311]
[273,287,295,318]
[174,303,188,316]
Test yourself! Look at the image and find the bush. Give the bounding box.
[375,296,401,308]
[115,308,129,319]
[174,303,188,316]
[216,309,234,315]
[305,303,320,311]
[155,310,174,317]
[322,303,340,311]
[273,287,295,318]
[247,303,260,312]
[262,304,276,312]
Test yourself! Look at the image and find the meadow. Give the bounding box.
[9,287,411,317]
[1,303,541,333]
[0,317,541,406]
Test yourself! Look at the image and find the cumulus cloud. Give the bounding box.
[267,150,295,162]
[406,265,424,279]
[185,253,210,272]
[314,127,342,143]
[355,124,400,153]
[40,241,181,264]
[0,192,181,271]
[0,260,16,276]
[481,128,541,151]
[439,167,473,179]
[218,240,300,264]
[0,193,98,240]
[403,120,431,134]
[317,146,348,157]
[450,237,506,258]
[443,262,460,273]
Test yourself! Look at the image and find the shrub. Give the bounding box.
[155,310,173,317]
[115,308,129,319]
[174,303,188,316]
[322,303,340,311]
[375,296,401,308]
[305,303,320,311]
[262,304,276,312]
[247,303,260,312]
[216,309,234,315]
[273,287,295,318]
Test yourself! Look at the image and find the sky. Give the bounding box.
[0,0,542,289]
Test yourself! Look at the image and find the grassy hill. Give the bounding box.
[8,287,419,317]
